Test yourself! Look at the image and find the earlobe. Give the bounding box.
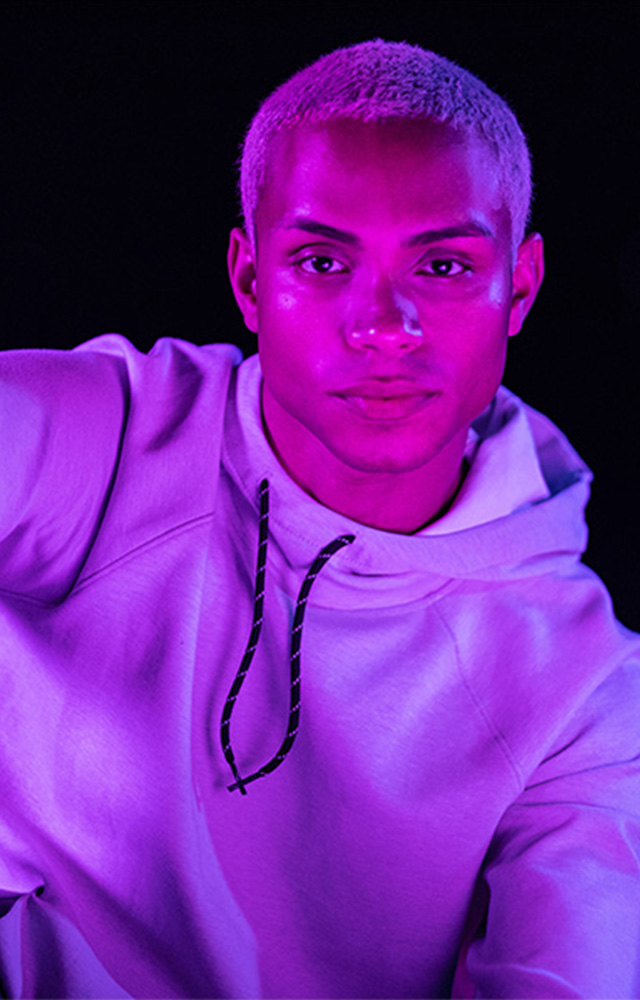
[227,227,259,334]
[508,232,545,337]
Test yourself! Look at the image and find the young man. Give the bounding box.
[0,39,638,999]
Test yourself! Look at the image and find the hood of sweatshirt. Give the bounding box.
[221,354,592,610]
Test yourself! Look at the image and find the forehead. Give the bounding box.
[257,118,508,241]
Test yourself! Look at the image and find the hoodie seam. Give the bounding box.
[433,601,524,790]
[73,512,216,594]
[0,513,217,608]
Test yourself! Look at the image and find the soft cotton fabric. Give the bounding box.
[0,335,639,999]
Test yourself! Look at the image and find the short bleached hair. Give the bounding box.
[239,39,532,249]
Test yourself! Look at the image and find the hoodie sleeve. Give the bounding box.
[458,654,640,998]
[0,344,129,602]
[0,335,243,603]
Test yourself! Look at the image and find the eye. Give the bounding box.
[297,255,348,276]
[418,259,467,277]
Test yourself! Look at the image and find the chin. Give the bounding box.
[333,443,441,476]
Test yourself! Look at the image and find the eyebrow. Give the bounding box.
[281,219,361,246]
[405,222,494,246]
[281,217,494,247]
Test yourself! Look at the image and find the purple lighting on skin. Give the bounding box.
[393,289,424,339]
[346,288,424,349]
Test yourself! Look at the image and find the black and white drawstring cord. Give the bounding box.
[220,478,355,795]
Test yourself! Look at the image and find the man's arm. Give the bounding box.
[0,345,128,602]
[458,654,640,998]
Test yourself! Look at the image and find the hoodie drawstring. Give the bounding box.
[220,479,355,795]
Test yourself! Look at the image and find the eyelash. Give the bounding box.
[297,255,348,276]
[418,259,468,277]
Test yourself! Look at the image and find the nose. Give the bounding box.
[343,280,424,354]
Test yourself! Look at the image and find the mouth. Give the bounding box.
[332,384,438,421]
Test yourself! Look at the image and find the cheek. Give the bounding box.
[429,301,509,397]
[273,291,297,313]
[258,288,343,374]
[257,310,322,397]
[487,273,511,307]
[465,333,509,403]
[258,276,319,339]
[424,299,509,355]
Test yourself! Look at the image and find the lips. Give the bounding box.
[332,380,438,420]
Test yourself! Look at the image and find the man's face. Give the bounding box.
[231,118,541,481]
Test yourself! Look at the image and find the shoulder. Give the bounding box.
[0,335,245,601]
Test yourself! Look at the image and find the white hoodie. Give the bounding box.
[0,334,639,999]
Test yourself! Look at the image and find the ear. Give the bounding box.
[227,227,259,334]
[508,232,545,337]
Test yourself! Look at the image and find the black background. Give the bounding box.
[2,0,639,628]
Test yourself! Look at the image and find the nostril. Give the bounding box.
[345,319,424,351]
